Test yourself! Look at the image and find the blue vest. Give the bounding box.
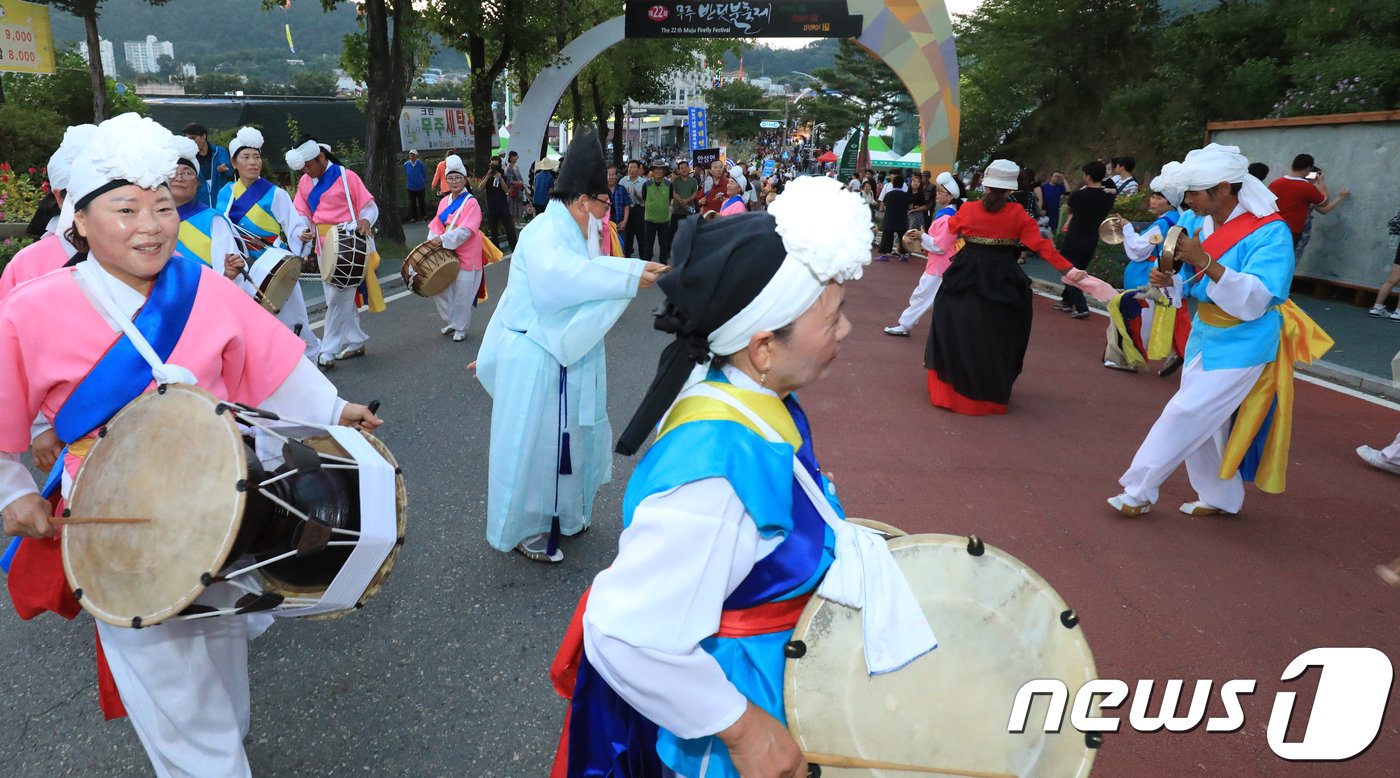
[1183,216,1295,370]
[1124,209,1181,289]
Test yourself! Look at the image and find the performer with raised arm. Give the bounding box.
[549,177,935,778]
[216,126,320,358]
[0,124,96,295]
[1109,143,1332,518]
[287,138,385,370]
[426,154,485,342]
[474,129,664,563]
[0,112,381,777]
[884,171,963,336]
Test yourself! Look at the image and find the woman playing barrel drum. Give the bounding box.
[426,154,486,342]
[0,113,381,777]
[550,178,934,778]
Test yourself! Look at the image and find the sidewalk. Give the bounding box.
[1020,257,1400,401]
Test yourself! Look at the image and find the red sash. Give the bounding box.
[715,594,810,638]
[1201,212,1284,260]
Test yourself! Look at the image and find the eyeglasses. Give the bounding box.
[593,195,611,207]
[172,170,198,181]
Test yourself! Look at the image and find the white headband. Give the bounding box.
[1149,161,1187,208]
[229,126,264,159]
[445,154,467,178]
[707,176,870,355]
[47,124,98,192]
[58,112,179,236]
[936,171,960,200]
[285,139,324,171]
[1179,143,1277,218]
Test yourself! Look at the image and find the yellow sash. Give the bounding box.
[659,381,801,449]
[1106,291,1147,369]
[177,220,213,266]
[1145,292,1178,361]
[317,223,385,313]
[1202,301,1334,493]
[230,181,283,236]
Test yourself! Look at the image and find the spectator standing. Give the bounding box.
[607,164,632,251]
[1010,168,1041,263]
[481,158,518,250]
[1038,171,1068,232]
[1268,154,1331,248]
[1248,162,1270,181]
[181,122,232,208]
[1111,156,1139,195]
[404,149,427,222]
[669,159,700,237]
[532,157,558,213]
[907,174,929,231]
[432,149,456,196]
[1367,206,1400,320]
[620,160,647,257]
[1055,161,1116,319]
[701,158,730,217]
[876,174,913,261]
[640,161,674,263]
[504,150,525,222]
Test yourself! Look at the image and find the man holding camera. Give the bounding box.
[1268,153,1347,249]
[482,155,518,250]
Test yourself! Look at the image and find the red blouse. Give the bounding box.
[946,199,1074,272]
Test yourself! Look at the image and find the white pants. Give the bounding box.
[434,267,484,335]
[95,582,271,778]
[1119,355,1266,513]
[319,282,369,359]
[276,284,320,359]
[896,273,942,331]
[1382,431,1400,465]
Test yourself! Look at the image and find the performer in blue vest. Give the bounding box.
[549,178,936,778]
[216,126,320,357]
[170,137,242,280]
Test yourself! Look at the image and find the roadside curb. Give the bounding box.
[303,251,511,319]
[1028,278,1400,404]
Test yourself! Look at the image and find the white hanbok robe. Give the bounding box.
[475,201,644,551]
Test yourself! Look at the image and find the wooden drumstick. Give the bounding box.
[804,752,1017,778]
[60,517,152,525]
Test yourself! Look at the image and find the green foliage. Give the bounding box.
[0,50,146,125]
[957,0,1400,176]
[0,106,68,173]
[0,161,48,224]
[795,40,915,148]
[289,70,340,97]
[704,80,779,140]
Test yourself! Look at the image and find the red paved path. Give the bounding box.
[802,258,1400,776]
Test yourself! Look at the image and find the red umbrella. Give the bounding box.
[816,151,838,163]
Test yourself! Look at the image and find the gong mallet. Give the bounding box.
[805,752,1017,778]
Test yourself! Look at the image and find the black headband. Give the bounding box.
[72,179,133,211]
[615,212,787,455]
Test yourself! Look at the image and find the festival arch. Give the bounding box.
[511,1,959,176]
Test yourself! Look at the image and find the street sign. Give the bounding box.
[762,159,776,177]
[625,1,861,38]
[759,120,782,129]
[687,106,708,152]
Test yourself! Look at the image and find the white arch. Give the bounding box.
[511,16,625,176]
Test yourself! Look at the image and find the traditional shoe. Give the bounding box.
[883,326,911,337]
[452,332,467,343]
[440,325,454,336]
[873,255,891,262]
[515,532,563,563]
[316,356,335,371]
[1158,353,1184,378]
[1357,445,1400,475]
[1376,564,1400,586]
[1052,302,1073,312]
[1103,360,1137,373]
[1108,494,1151,517]
[336,345,366,360]
[1070,310,1091,319]
[1179,501,1236,517]
[896,254,911,263]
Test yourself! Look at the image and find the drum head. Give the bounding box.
[417,252,459,297]
[63,385,246,627]
[318,228,339,283]
[786,533,1098,777]
[254,248,301,311]
[259,431,407,620]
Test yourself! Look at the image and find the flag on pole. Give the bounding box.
[285,23,295,54]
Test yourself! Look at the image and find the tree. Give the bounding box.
[704,80,776,140]
[1,49,145,126]
[801,40,915,167]
[190,72,246,95]
[46,1,111,120]
[289,70,339,97]
[429,0,532,172]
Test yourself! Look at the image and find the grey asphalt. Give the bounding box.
[0,256,674,777]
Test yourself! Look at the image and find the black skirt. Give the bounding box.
[924,241,1033,413]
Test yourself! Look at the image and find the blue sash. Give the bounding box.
[439,192,472,227]
[228,178,273,227]
[1148,209,1182,260]
[177,200,208,221]
[306,164,344,218]
[935,205,957,219]
[39,257,203,499]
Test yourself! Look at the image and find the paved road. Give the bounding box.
[2,253,1398,776]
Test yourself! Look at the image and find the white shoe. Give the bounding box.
[316,355,336,370]
[883,326,911,336]
[1103,360,1138,373]
[1107,494,1150,517]
[515,532,563,563]
[1368,305,1389,317]
[1391,310,1400,322]
[336,345,366,360]
[440,325,454,335]
[1179,500,1236,517]
[1357,445,1400,475]
[452,332,467,343]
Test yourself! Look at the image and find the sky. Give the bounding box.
[758,0,983,50]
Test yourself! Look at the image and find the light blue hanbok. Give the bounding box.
[475,200,643,552]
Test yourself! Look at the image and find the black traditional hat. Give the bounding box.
[555,128,609,196]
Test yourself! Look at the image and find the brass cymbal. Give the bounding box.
[1098,215,1126,245]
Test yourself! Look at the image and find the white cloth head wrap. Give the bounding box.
[228,126,265,159]
[1179,143,1277,217]
[983,159,1019,191]
[173,136,200,169]
[707,176,871,355]
[46,124,98,193]
[1149,161,1187,208]
[57,113,180,237]
[444,154,467,178]
[935,171,960,200]
[284,139,323,172]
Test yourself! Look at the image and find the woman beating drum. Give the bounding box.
[426,154,486,342]
[216,125,322,358]
[548,177,941,778]
[0,113,382,777]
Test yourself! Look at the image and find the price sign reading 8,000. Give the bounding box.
[5,28,36,43]
[7,49,38,62]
